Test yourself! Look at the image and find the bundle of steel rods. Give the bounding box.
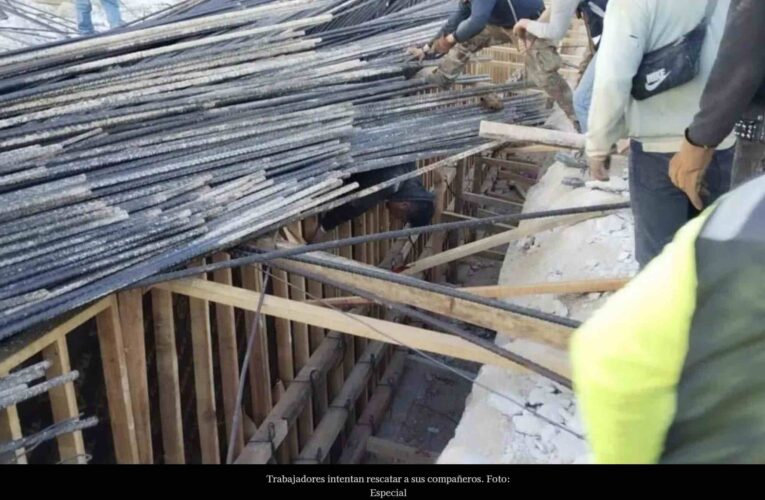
[0,361,97,462]
[0,0,551,340]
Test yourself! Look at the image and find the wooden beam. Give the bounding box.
[296,340,387,463]
[0,403,25,464]
[402,212,599,276]
[0,297,111,374]
[461,192,523,213]
[366,436,437,464]
[466,278,630,297]
[235,333,344,464]
[186,259,220,464]
[284,255,571,349]
[270,381,291,464]
[42,338,87,464]
[441,211,515,235]
[116,289,153,464]
[155,279,571,382]
[481,158,540,183]
[212,252,244,458]
[339,348,407,464]
[480,121,585,149]
[307,277,629,307]
[503,144,569,154]
[96,298,139,464]
[272,268,294,385]
[151,289,184,464]
[240,264,273,426]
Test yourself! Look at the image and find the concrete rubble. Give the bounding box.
[439,156,638,464]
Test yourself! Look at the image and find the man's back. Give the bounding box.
[588,0,733,155]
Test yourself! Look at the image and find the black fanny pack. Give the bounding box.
[631,0,716,101]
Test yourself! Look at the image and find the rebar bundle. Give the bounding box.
[0,0,551,341]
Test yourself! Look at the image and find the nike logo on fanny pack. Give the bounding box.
[645,68,671,92]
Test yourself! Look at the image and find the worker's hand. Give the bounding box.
[432,34,456,55]
[587,155,610,181]
[406,45,429,62]
[669,136,715,210]
[513,18,530,39]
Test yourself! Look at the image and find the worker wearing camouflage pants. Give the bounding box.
[431,26,575,119]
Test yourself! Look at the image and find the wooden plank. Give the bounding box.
[441,211,515,234]
[288,276,310,372]
[0,403,25,463]
[308,278,630,307]
[156,279,571,383]
[339,348,407,464]
[96,299,139,464]
[481,158,540,179]
[240,265,272,426]
[296,341,387,463]
[272,268,294,385]
[402,212,601,276]
[461,191,523,213]
[150,288,184,464]
[212,252,244,458]
[285,256,571,349]
[0,298,111,374]
[116,289,153,464]
[271,381,291,464]
[366,436,437,464]
[187,259,220,464]
[307,278,326,351]
[41,338,87,464]
[480,121,585,149]
[236,333,344,464]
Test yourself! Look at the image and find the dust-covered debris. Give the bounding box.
[439,158,638,464]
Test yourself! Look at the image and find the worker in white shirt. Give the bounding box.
[585,0,734,268]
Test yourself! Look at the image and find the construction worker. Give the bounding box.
[670,0,765,209]
[571,174,765,464]
[75,0,123,36]
[513,0,609,132]
[408,0,576,123]
[307,163,435,243]
[586,0,734,268]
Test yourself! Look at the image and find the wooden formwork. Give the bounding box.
[0,16,595,464]
[0,161,469,464]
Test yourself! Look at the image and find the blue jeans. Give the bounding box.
[573,53,596,133]
[76,0,123,35]
[629,140,733,267]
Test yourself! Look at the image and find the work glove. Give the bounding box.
[512,19,530,39]
[432,35,455,55]
[406,45,429,62]
[669,134,715,211]
[586,155,610,181]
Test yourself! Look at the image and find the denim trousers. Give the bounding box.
[629,140,733,267]
[76,0,123,35]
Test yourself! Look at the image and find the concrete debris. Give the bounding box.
[440,159,638,464]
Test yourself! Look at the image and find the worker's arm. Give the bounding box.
[436,0,472,40]
[571,212,709,464]
[524,0,578,42]
[687,0,765,147]
[585,0,649,156]
[453,0,496,43]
